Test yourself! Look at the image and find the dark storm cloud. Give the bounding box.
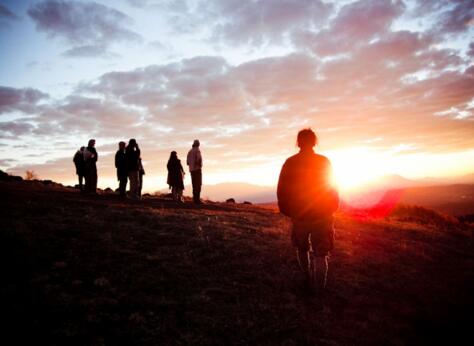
[27,0,142,57]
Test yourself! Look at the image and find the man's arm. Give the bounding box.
[196,150,202,168]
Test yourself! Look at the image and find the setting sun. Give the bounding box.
[330,147,386,191]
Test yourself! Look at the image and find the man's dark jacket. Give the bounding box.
[277,149,339,220]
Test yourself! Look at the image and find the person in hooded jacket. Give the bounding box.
[167,151,185,202]
[83,139,98,193]
[73,146,85,190]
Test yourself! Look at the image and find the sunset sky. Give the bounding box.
[0,0,473,194]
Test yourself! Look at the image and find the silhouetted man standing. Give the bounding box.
[73,146,85,190]
[277,128,339,293]
[187,139,203,204]
[115,141,127,197]
[83,139,98,193]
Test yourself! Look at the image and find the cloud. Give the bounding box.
[69,46,473,153]
[0,3,19,29]
[292,0,406,56]
[414,0,474,35]
[2,0,473,187]
[154,0,332,46]
[0,86,49,114]
[208,0,334,46]
[0,4,19,20]
[0,121,35,139]
[2,50,473,186]
[62,45,121,58]
[27,0,142,57]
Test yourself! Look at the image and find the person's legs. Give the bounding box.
[90,166,97,193]
[128,171,139,199]
[78,174,84,190]
[138,173,143,198]
[296,248,311,276]
[177,188,183,202]
[119,175,127,196]
[292,221,313,289]
[310,218,334,292]
[171,186,177,201]
[191,169,202,203]
[84,166,90,192]
[314,255,329,291]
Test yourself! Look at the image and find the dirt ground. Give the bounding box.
[1,179,473,345]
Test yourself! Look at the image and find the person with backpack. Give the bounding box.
[83,139,98,193]
[167,151,185,203]
[277,128,339,293]
[73,146,85,191]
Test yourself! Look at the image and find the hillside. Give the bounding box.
[1,178,473,345]
[341,184,474,217]
[398,184,474,216]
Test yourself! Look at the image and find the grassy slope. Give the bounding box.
[1,180,473,345]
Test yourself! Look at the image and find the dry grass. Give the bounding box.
[1,179,473,345]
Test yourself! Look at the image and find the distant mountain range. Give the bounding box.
[191,174,474,204]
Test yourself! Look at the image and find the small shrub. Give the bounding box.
[24,170,38,180]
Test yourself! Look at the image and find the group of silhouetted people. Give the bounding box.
[114,139,145,200]
[73,138,203,204]
[73,139,98,194]
[73,129,339,294]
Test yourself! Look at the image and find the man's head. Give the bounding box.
[80,146,85,151]
[192,139,200,148]
[88,139,95,147]
[297,128,317,149]
[128,138,137,147]
[119,141,126,150]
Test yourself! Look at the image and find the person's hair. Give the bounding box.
[169,151,178,161]
[192,139,200,147]
[80,146,85,151]
[128,138,136,147]
[88,139,95,147]
[119,141,126,146]
[297,128,317,148]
